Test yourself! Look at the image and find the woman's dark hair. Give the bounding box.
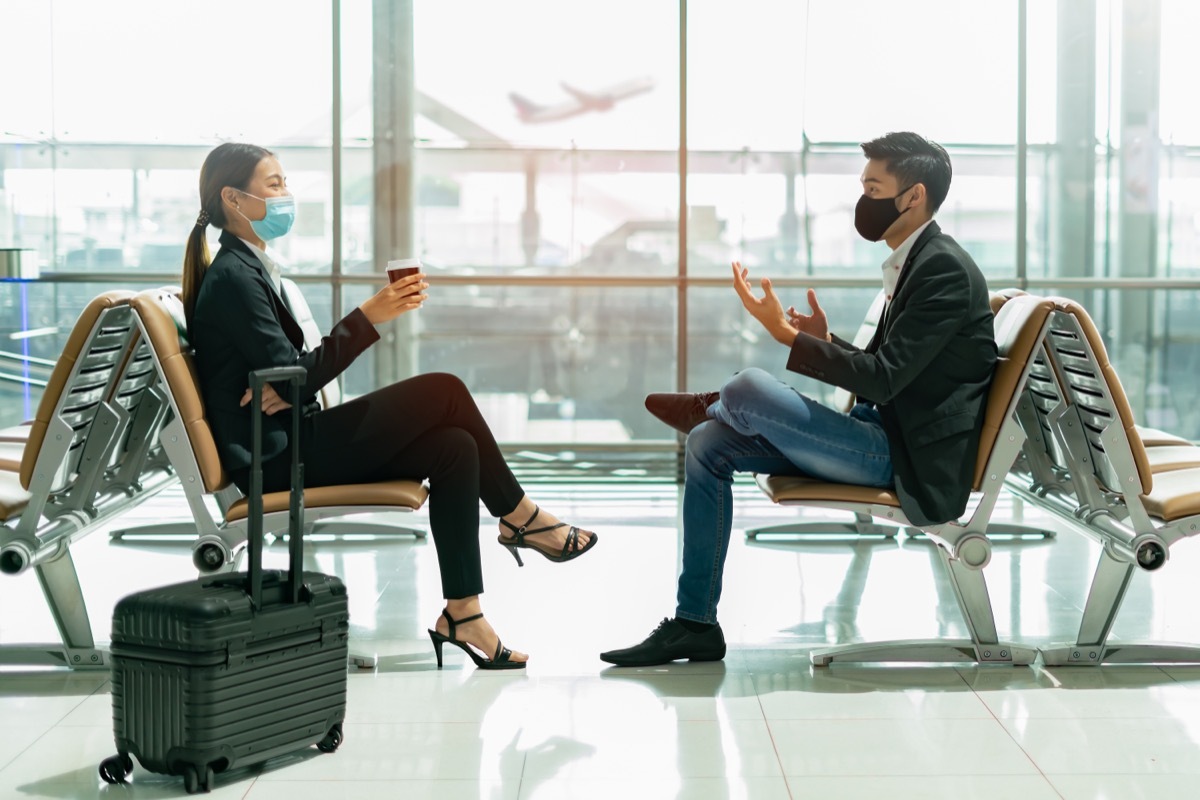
[860,132,952,213]
[182,143,274,323]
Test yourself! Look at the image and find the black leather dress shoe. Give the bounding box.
[600,618,726,667]
[644,392,720,435]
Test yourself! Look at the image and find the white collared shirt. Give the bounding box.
[881,219,933,301]
[238,237,284,297]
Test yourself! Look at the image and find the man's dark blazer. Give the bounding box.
[188,231,380,473]
[786,221,996,526]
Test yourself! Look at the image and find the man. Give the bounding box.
[600,132,996,667]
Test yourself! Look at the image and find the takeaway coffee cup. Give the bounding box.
[386,258,422,285]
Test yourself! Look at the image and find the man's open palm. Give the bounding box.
[786,289,830,342]
[732,261,787,333]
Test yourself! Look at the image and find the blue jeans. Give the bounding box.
[676,367,894,623]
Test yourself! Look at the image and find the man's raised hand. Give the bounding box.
[785,288,831,343]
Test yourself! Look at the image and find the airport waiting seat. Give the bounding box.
[0,291,177,669]
[754,294,1055,666]
[986,290,1199,520]
[991,288,1193,456]
[1009,297,1200,665]
[995,291,1200,545]
[125,288,428,573]
[747,289,1052,542]
[110,278,424,545]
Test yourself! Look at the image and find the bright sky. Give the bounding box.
[3,0,1198,148]
[3,0,1200,264]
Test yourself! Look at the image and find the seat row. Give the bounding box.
[1004,292,1200,665]
[756,290,1200,667]
[0,288,428,669]
[10,286,1197,670]
[0,291,176,668]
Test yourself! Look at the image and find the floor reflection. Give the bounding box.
[4,483,1200,797]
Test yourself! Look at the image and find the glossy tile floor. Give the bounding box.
[5,482,1200,798]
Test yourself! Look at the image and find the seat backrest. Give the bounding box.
[20,290,138,489]
[988,288,1082,481]
[1021,334,1072,468]
[832,289,887,412]
[102,330,170,484]
[1041,297,1153,496]
[281,277,342,408]
[129,288,229,493]
[989,287,1027,315]
[834,288,1032,418]
[109,335,159,433]
[972,294,1055,490]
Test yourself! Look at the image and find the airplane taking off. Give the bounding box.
[509,76,655,123]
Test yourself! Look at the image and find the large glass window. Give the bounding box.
[405,1,680,277]
[2,0,333,276]
[3,0,1200,470]
[802,2,1020,145]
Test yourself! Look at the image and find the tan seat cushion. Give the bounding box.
[756,474,902,508]
[0,441,23,472]
[1140,467,1200,522]
[224,479,429,522]
[1145,445,1200,474]
[0,424,32,443]
[0,471,31,521]
[1137,426,1192,447]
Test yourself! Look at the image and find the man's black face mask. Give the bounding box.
[854,184,915,242]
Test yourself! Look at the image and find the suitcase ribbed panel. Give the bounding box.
[113,661,186,770]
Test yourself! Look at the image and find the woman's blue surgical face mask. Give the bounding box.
[236,191,295,240]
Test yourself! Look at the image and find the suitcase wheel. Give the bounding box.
[316,723,344,753]
[98,754,133,784]
[182,763,216,794]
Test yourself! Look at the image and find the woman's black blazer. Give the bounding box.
[188,231,379,473]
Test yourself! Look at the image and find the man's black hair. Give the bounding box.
[860,132,952,213]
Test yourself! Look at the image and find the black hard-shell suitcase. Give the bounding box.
[100,366,348,794]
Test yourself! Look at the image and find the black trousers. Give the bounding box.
[232,372,525,599]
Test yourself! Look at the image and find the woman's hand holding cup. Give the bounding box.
[360,258,428,325]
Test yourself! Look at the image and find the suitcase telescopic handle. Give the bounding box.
[248,366,308,610]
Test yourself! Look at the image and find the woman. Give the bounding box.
[182,142,597,670]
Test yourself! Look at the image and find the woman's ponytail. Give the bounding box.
[181,209,211,326]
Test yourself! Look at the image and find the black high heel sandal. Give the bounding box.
[427,609,525,671]
[497,505,598,567]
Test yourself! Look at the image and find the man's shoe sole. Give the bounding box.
[600,648,726,668]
